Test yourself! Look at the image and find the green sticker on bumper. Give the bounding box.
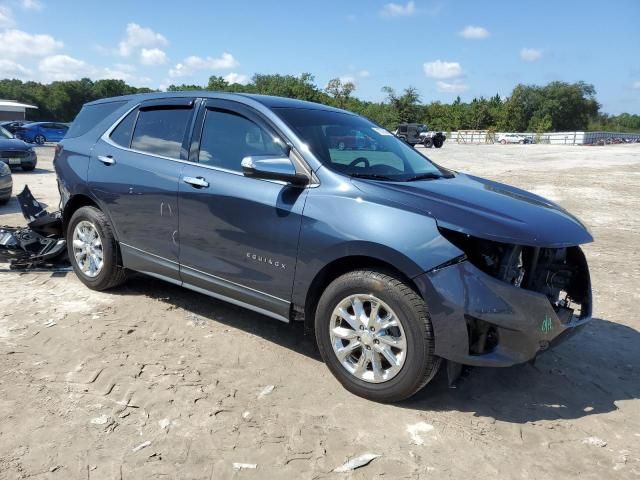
[541,315,553,333]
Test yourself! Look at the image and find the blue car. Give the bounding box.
[54,92,593,402]
[15,121,69,144]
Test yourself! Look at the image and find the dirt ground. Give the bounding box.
[1,143,638,480]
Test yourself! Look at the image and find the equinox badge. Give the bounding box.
[246,252,286,270]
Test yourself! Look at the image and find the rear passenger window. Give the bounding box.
[110,110,137,148]
[131,107,192,158]
[198,110,286,171]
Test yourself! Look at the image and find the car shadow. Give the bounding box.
[111,275,638,423]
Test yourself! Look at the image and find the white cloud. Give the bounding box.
[632,81,640,90]
[38,54,93,81]
[0,5,15,27]
[140,48,168,66]
[224,72,250,85]
[380,1,416,17]
[460,25,489,40]
[358,70,370,78]
[0,29,63,58]
[169,53,239,78]
[339,75,356,85]
[118,23,168,57]
[520,48,542,62]
[423,60,463,79]
[20,0,44,11]
[0,59,31,79]
[436,80,468,93]
[37,54,152,85]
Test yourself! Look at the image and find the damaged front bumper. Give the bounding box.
[415,247,592,368]
[0,186,68,270]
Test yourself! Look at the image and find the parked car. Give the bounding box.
[14,122,69,144]
[53,93,593,402]
[393,123,446,148]
[0,120,31,135]
[496,133,530,144]
[0,126,38,171]
[0,161,12,204]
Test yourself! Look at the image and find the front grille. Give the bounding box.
[0,150,29,159]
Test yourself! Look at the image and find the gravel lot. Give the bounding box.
[1,143,639,479]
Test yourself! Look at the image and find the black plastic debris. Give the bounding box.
[0,185,69,270]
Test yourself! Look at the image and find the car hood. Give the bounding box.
[352,172,593,247]
[0,138,32,150]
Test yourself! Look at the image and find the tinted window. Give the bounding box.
[131,107,192,158]
[276,108,446,181]
[110,110,137,148]
[66,101,126,138]
[198,109,286,171]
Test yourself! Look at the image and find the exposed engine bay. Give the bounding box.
[439,228,592,356]
[0,186,68,270]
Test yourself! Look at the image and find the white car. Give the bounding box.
[497,133,530,144]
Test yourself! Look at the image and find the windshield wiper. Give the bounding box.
[405,172,445,182]
[349,173,397,181]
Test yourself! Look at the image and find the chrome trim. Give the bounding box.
[181,264,289,304]
[182,282,289,323]
[183,176,209,188]
[99,98,319,187]
[120,242,179,265]
[120,242,289,304]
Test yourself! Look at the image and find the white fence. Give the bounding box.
[450,130,640,145]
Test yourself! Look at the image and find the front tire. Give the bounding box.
[423,137,433,148]
[67,206,127,291]
[315,270,440,402]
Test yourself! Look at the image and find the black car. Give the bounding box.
[394,123,446,148]
[0,121,31,135]
[0,125,38,171]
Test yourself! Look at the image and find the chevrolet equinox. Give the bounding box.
[54,92,593,402]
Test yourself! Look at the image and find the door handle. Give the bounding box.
[183,176,209,188]
[97,155,115,166]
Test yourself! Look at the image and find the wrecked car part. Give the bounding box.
[0,185,68,270]
[421,228,592,366]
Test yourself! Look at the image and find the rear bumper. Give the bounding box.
[414,259,592,367]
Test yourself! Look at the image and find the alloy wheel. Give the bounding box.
[72,220,104,278]
[329,294,407,383]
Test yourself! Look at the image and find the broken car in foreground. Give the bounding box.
[0,186,67,270]
[38,92,596,402]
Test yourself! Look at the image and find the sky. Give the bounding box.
[0,0,639,114]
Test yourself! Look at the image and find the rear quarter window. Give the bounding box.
[66,101,127,138]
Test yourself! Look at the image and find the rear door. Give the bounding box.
[177,99,308,320]
[88,97,197,280]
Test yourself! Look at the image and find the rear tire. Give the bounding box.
[0,195,9,206]
[34,135,46,145]
[67,206,127,291]
[315,270,440,403]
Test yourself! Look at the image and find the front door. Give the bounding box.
[178,99,308,320]
[88,98,196,279]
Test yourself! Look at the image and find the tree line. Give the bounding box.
[0,75,637,133]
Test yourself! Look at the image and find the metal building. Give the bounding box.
[0,100,38,121]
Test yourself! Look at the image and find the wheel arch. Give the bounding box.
[301,254,422,332]
[63,194,103,236]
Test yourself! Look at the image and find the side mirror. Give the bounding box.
[241,156,309,186]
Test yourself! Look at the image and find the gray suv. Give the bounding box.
[53,92,593,402]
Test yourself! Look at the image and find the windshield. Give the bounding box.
[0,126,13,139]
[275,108,446,181]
